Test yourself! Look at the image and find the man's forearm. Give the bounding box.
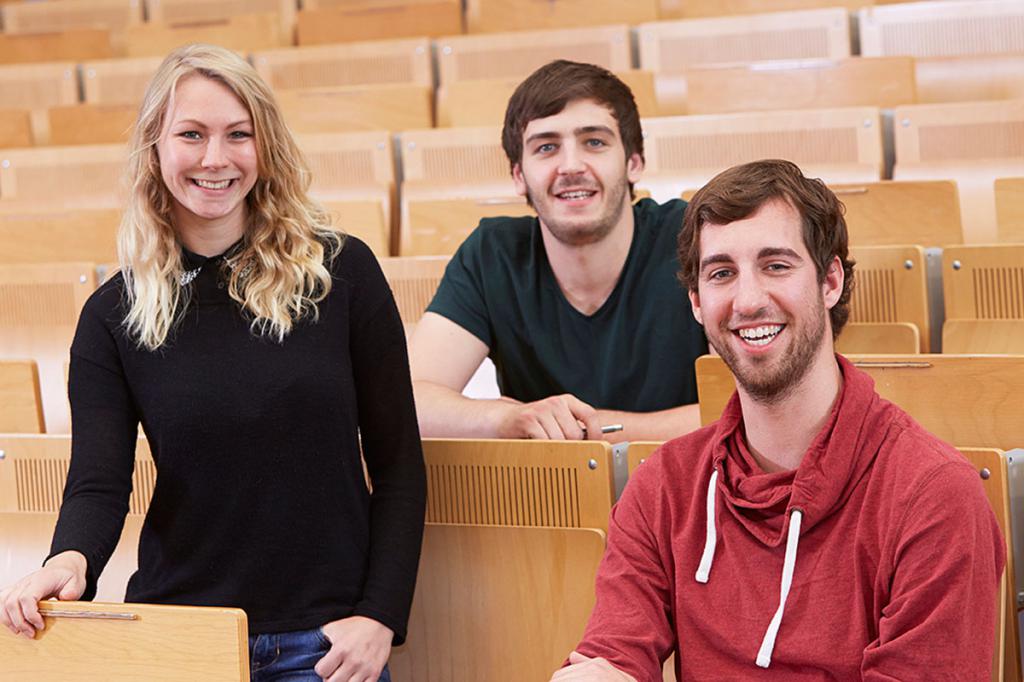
[413,380,514,438]
[595,403,702,443]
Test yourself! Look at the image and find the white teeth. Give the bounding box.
[194,178,231,190]
[559,190,595,200]
[738,325,783,344]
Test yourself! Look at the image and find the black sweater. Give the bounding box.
[50,236,426,640]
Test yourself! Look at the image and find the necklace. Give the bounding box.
[179,241,248,287]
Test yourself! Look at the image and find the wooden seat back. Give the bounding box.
[859,0,1024,58]
[297,0,462,44]
[400,125,507,185]
[0,62,78,111]
[277,83,432,133]
[639,107,883,199]
[0,360,43,433]
[995,177,1024,243]
[1,0,143,35]
[0,144,128,210]
[626,441,662,476]
[45,104,137,146]
[321,198,390,257]
[835,322,920,355]
[465,0,656,34]
[694,354,1024,450]
[893,99,1024,244]
[253,38,433,91]
[0,263,96,433]
[379,256,450,328]
[399,189,532,256]
[0,600,248,681]
[847,245,930,352]
[942,244,1024,321]
[915,54,1024,106]
[0,108,32,148]
[146,0,295,39]
[681,57,915,116]
[123,13,285,57]
[81,56,163,106]
[832,180,962,247]
[421,438,615,532]
[943,320,1024,355]
[0,208,121,265]
[390,524,605,682]
[0,28,112,65]
[638,8,850,74]
[436,24,632,84]
[959,447,1019,682]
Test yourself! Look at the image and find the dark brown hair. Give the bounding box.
[502,60,644,186]
[677,159,855,338]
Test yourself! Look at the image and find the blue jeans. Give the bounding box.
[249,626,392,681]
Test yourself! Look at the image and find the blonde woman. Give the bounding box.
[0,44,424,682]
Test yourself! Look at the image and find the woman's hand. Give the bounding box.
[313,615,393,682]
[0,550,87,639]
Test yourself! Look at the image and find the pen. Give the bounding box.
[580,424,624,436]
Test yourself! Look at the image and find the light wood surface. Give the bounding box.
[435,24,632,84]
[0,62,78,111]
[464,0,656,34]
[0,28,112,65]
[943,320,1024,355]
[146,0,296,39]
[379,255,450,328]
[0,0,142,34]
[847,245,930,352]
[296,131,395,190]
[421,438,615,531]
[831,180,962,247]
[277,83,432,133]
[916,54,1024,105]
[658,0,874,20]
[959,447,1017,682]
[253,37,433,91]
[390,524,606,681]
[0,208,121,264]
[123,12,285,57]
[297,1,462,45]
[0,108,32,148]
[45,104,137,146]
[859,0,1024,58]
[626,441,662,476]
[0,360,43,433]
[437,70,658,128]
[639,107,884,199]
[400,125,507,184]
[0,599,248,681]
[81,56,163,106]
[400,189,532,256]
[0,144,129,210]
[638,8,850,75]
[695,354,1024,450]
[834,322,920,355]
[942,244,1024,321]
[0,263,96,433]
[321,199,390,258]
[995,177,1024,243]
[893,100,1024,244]
[682,57,916,115]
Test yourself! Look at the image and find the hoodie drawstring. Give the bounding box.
[755,509,803,668]
[694,469,719,583]
[692,468,804,669]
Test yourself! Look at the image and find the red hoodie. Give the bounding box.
[575,356,1005,680]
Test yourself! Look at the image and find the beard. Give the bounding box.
[711,295,829,406]
[527,174,630,247]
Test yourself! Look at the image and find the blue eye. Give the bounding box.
[585,138,607,148]
[536,143,556,154]
[179,131,201,140]
[229,130,253,139]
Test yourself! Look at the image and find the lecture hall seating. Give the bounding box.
[0,28,113,65]
[81,56,163,106]
[0,360,44,433]
[252,38,434,91]
[296,0,463,45]
[276,83,433,134]
[0,208,121,265]
[0,62,79,111]
[995,178,1024,243]
[122,13,286,57]
[831,180,962,248]
[847,245,931,352]
[145,0,296,42]
[378,255,450,332]
[0,144,129,209]
[464,0,657,34]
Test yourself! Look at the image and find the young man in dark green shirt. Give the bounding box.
[409,61,708,442]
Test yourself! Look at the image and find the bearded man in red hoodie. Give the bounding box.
[554,159,1006,681]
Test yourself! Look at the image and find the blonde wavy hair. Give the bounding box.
[118,43,342,350]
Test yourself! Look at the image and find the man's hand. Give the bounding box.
[496,394,602,440]
[313,615,393,682]
[550,651,639,681]
[0,551,87,639]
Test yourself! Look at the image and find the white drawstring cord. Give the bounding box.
[695,469,719,584]
[756,509,803,668]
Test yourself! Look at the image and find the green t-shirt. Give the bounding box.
[426,198,708,412]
